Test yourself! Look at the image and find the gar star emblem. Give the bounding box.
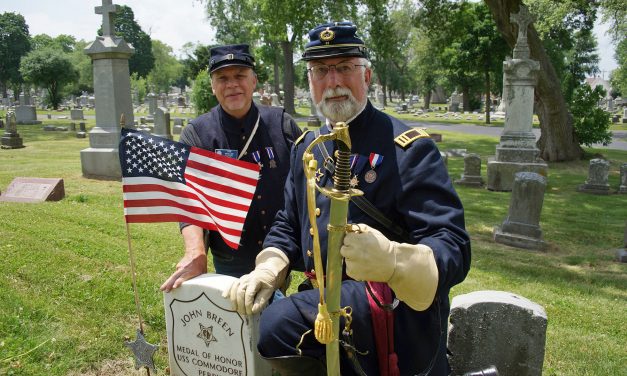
[197,323,218,347]
[315,168,324,182]
[350,175,359,188]
[125,329,158,372]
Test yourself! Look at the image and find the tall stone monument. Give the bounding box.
[81,0,135,180]
[1,111,24,149]
[487,5,548,191]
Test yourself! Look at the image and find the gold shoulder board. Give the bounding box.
[294,129,311,146]
[394,128,430,148]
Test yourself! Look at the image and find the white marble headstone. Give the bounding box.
[164,273,270,376]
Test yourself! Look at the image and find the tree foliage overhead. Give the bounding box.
[19,47,78,109]
[99,5,155,78]
[148,40,184,93]
[0,12,31,97]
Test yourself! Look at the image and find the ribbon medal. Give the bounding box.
[365,153,383,183]
[349,154,360,187]
[251,150,263,167]
[265,147,277,168]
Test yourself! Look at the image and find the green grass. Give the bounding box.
[1,124,626,375]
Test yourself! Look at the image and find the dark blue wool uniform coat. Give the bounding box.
[260,101,471,375]
[179,103,301,277]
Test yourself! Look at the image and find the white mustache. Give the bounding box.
[321,87,354,101]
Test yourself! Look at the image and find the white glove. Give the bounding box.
[222,247,289,315]
[341,224,439,311]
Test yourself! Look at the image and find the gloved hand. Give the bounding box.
[222,247,289,315]
[341,224,439,311]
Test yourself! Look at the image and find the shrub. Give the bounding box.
[570,85,612,147]
[191,70,218,116]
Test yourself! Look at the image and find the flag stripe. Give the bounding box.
[122,179,251,215]
[123,198,247,225]
[124,206,244,236]
[187,157,259,187]
[184,173,255,202]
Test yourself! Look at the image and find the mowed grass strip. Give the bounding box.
[0,123,625,375]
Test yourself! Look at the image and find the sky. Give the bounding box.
[1,0,619,76]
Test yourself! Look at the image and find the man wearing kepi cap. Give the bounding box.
[224,22,471,375]
[160,44,301,291]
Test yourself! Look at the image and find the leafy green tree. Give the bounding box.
[0,12,31,98]
[19,48,79,109]
[482,0,585,161]
[67,39,94,95]
[600,0,626,96]
[30,33,76,53]
[191,69,218,115]
[570,84,612,147]
[609,38,626,96]
[202,0,350,115]
[100,5,154,78]
[147,40,184,93]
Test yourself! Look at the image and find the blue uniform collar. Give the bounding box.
[218,103,259,135]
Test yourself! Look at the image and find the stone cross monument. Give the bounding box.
[81,0,135,180]
[487,5,548,191]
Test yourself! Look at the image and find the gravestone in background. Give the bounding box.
[173,118,184,135]
[270,93,282,107]
[618,163,627,194]
[153,107,173,140]
[0,177,65,203]
[77,122,87,138]
[70,109,85,120]
[15,91,41,125]
[307,98,321,127]
[494,172,547,250]
[448,290,547,376]
[1,111,24,149]
[577,158,611,195]
[455,154,484,187]
[81,0,135,180]
[147,92,157,116]
[252,92,261,104]
[164,274,271,376]
[487,5,548,191]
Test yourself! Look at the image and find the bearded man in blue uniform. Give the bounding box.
[224,23,471,376]
[161,44,301,291]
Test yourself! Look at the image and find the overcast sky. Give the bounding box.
[1,0,619,77]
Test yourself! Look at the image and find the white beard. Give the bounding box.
[315,87,364,123]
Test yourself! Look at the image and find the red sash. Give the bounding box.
[366,281,400,376]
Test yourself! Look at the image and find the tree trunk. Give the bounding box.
[423,90,431,109]
[280,40,295,115]
[485,68,491,124]
[462,85,470,112]
[484,0,583,161]
[273,45,281,96]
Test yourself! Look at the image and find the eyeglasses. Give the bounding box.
[307,62,366,80]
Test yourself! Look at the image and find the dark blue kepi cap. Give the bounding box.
[302,21,368,61]
[209,44,255,73]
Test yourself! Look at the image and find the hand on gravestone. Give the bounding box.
[341,224,439,311]
[223,248,289,315]
[160,251,207,292]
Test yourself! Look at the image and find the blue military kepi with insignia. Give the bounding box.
[209,44,255,73]
[302,21,368,61]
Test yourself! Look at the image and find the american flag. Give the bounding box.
[119,128,260,249]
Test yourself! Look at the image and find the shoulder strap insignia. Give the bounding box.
[294,129,312,146]
[394,128,430,148]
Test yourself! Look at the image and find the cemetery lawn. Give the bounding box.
[1,124,626,376]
